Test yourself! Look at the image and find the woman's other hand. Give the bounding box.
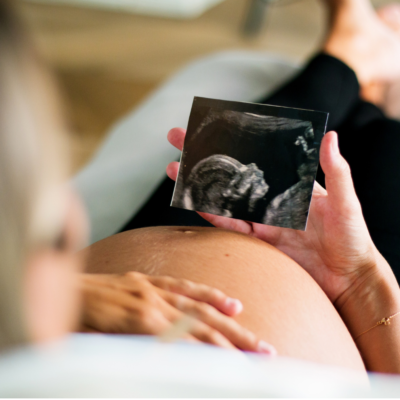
[79,272,276,355]
[166,128,389,307]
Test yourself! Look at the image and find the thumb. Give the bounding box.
[319,131,358,207]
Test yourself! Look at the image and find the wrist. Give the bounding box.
[336,251,400,338]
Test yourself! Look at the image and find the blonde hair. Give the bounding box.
[0,1,69,351]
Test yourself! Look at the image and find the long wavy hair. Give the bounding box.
[0,0,68,351]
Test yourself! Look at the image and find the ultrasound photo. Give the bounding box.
[171,97,329,230]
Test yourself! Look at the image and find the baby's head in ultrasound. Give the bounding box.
[182,155,269,218]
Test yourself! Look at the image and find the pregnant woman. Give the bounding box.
[0,0,399,380]
[83,0,400,374]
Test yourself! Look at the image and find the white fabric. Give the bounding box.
[27,0,225,19]
[73,51,300,244]
[0,334,378,397]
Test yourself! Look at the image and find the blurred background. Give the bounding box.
[16,0,389,173]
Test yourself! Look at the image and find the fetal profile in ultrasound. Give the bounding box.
[171,97,328,231]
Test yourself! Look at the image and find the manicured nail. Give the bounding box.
[225,298,243,314]
[257,340,278,356]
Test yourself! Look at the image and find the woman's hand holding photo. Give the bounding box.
[168,129,377,303]
[167,127,400,373]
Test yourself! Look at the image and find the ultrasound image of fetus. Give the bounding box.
[182,155,269,218]
[263,155,317,230]
[171,98,328,230]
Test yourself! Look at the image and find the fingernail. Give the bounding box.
[257,340,278,356]
[225,298,243,314]
[331,132,339,155]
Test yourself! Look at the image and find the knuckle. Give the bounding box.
[193,302,214,318]
[124,271,144,280]
[205,329,223,344]
[156,276,174,290]
[169,293,186,310]
[178,278,193,291]
[208,288,223,301]
[154,275,169,283]
[132,304,150,321]
[134,306,162,334]
[141,289,159,304]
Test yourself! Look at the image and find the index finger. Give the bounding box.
[167,128,186,151]
[163,293,277,355]
[198,212,253,235]
[147,275,243,317]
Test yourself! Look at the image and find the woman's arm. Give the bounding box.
[167,128,400,373]
[337,254,400,373]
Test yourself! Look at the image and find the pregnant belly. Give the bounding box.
[83,226,365,371]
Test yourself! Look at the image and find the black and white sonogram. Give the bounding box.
[171,97,329,230]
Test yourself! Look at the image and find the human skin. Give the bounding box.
[82,0,400,373]
[82,226,366,372]
[78,271,276,353]
[167,127,400,374]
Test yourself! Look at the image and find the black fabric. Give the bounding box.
[263,54,400,277]
[121,175,213,230]
[262,53,362,131]
[121,53,400,280]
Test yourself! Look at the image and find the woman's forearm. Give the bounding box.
[337,252,400,373]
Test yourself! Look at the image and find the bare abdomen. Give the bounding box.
[83,226,365,371]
